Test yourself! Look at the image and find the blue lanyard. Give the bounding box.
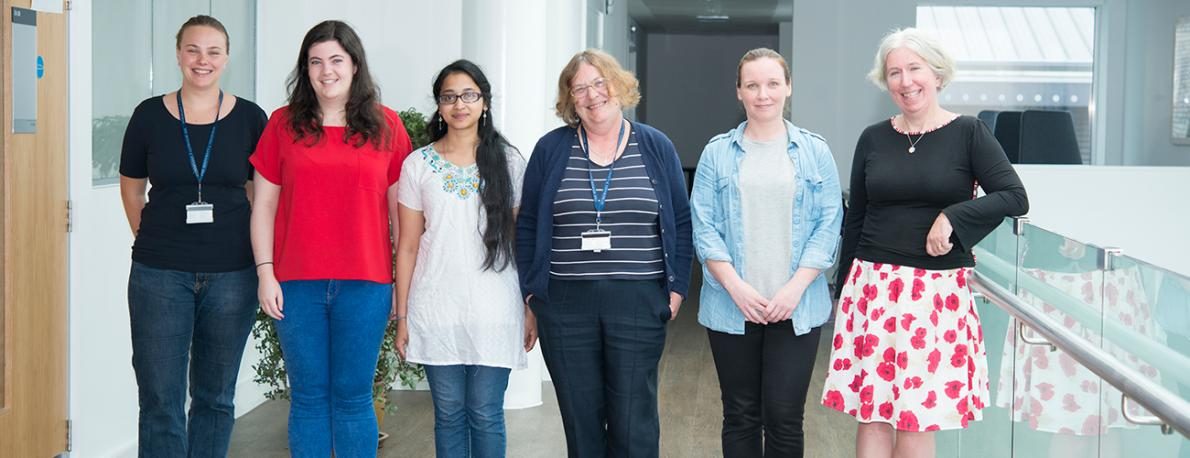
[578,120,627,227]
[177,89,224,202]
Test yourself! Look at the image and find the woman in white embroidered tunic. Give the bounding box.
[394,59,535,458]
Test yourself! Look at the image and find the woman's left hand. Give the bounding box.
[925,212,955,257]
[765,283,805,322]
[523,305,538,352]
[667,292,683,321]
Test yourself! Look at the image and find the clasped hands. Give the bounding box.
[728,280,804,324]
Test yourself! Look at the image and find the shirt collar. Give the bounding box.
[729,119,803,151]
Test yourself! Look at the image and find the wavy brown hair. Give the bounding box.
[554,49,640,127]
[286,20,389,148]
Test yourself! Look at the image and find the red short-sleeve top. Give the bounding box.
[250,105,413,283]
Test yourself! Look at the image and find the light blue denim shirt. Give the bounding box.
[691,120,843,336]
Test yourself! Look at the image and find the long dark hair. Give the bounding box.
[286,20,388,148]
[429,60,516,272]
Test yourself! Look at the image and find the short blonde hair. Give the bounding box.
[737,48,790,87]
[868,28,955,91]
[555,49,641,127]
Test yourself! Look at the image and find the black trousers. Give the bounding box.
[532,278,671,458]
[708,322,822,458]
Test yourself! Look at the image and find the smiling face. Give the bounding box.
[737,57,791,124]
[175,25,228,90]
[437,72,486,132]
[570,63,620,126]
[306,39,356,106]
[883,47,942,118]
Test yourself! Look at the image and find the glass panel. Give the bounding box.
[939,218,1020,457]
[1008,223,1105,457]
[1099,255,1190,457]
[91,1,151,186]
[92,2,256,186]
[211,0,256,100]
[916,6,1096,165]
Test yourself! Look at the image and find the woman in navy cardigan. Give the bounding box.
[515,48,693,457]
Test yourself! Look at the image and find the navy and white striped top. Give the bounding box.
[550,130,664,280]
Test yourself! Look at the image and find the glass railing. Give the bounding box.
[937,217,1190,458]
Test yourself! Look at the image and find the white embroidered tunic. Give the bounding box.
[398,144,528,369]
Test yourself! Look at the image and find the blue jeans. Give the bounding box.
[275,280,392,458]
[423,365,513,458]
[127,261,258,458]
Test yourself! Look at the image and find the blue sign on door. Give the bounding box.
[36,55,44,79]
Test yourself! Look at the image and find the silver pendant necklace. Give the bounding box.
[901,117,927,154]
[906,132,926,154]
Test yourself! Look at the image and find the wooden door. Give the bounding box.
[0,1,69,456]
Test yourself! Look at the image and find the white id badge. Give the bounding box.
[581,229,612,252]
[186,202,215,224]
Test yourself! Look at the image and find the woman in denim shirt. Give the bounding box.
[690,48,843,457]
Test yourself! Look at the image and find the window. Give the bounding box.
[917,6,1095,164]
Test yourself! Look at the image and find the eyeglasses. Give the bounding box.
[569,78,607,98]
[437,91,483,105]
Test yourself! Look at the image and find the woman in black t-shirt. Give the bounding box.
[117,15,267,457]
[819,28,1028,457]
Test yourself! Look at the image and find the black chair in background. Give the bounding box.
[977,109,999,133]
[992,111,1021,163]
[1018,109,1083,164]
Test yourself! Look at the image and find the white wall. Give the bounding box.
[1015,166,1190,276]
[1121,0,1190,166]
[254,0,464,115]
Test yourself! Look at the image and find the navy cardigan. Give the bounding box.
[515,122,693,303]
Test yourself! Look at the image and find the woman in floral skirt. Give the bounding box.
[820,28,1028,457]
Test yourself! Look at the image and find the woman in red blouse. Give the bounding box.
[249,20,412,456]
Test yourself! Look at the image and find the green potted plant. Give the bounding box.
[251,107,433,440]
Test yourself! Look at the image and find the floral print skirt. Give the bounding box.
[821,259,989,431]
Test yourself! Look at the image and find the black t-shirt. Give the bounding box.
[837,115,1029,282]
[119,96,268,272]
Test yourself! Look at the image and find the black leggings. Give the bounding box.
[708,322,822,458]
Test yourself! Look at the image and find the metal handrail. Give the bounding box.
[971,272,1190,438]
[973,247,1190,387]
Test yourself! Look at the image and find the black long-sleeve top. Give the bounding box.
[836,115,1029,288]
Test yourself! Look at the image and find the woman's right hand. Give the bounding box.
[727,280,770,324]
[258,272,284,320]
[395,320,409,360]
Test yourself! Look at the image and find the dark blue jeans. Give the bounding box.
[532,278,671,458]
[275,280,392,458]
[127,261,258,458]
[423,364,513,458]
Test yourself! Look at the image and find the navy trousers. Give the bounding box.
[532,278,671,458]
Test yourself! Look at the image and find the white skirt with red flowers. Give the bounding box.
[820,259,989,431]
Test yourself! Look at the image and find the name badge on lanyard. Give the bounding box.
[578,120,627,252]
[581,229,612,252]
[178,89,223,225]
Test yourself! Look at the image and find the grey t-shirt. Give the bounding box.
[739,133,797,297]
